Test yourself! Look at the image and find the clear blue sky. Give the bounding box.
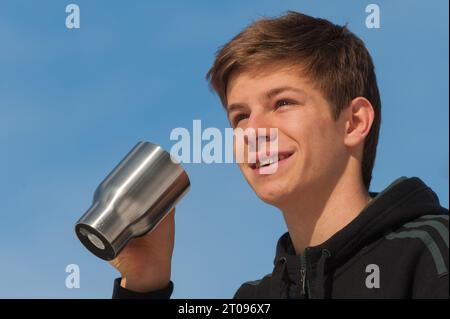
[0,0,448,298]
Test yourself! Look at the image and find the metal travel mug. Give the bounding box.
[75,141,190,260]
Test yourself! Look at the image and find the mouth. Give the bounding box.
[248,151,294,171]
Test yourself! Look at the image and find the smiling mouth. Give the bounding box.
[248,152,294,170]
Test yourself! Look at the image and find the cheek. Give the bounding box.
[309,118,346,169]
[278,112,317,150]
[283,113,341,162]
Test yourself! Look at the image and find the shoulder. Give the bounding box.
[384,213,448,275]
[384,213,449,298]
[233,273,274,299]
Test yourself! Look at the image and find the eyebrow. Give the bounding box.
[226,103,246,116]
[226,86,306,114]
[265,86,306,99]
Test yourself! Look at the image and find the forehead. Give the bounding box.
[226,62,312,100]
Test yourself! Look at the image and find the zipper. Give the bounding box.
[299,250,308,298]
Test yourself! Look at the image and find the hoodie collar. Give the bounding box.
[273,176,447,284]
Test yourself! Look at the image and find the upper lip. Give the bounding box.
[248,151,294,169]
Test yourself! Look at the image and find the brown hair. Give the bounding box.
[206,11,381,190]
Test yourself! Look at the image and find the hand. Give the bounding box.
[110,207,175,292]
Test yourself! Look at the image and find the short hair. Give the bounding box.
[206,11,381,190]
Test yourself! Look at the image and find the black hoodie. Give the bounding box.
[112,176,449,299]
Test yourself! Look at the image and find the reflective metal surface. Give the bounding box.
[75,141,190,260]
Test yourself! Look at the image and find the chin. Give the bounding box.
[252,182,295,207]
[240,161,303,206]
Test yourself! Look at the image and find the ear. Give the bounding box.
[343,97,375,148]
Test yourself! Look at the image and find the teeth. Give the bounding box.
[257,155,278,168]
[252,153,291,169]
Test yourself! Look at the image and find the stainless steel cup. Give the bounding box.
[75,141,190,260]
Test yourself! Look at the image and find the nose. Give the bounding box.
[245,112,278,152]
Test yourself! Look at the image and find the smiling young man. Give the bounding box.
[111,11,449,299]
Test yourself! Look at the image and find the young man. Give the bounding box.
[111,11,449,299]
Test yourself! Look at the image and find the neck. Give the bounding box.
[279,163,372,255]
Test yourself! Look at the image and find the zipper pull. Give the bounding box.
[300,267,306,296]
[299,250,308,298]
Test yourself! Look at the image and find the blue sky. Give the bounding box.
[0,0,448,298]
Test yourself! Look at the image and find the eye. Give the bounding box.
[232,113,249,127]
[275,99,295,108]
